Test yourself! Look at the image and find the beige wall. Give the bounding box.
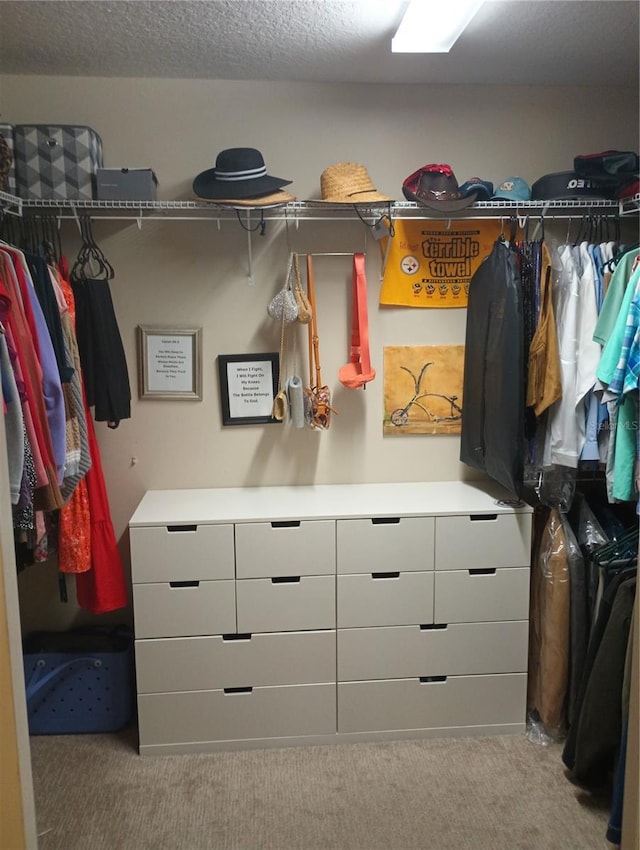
[1,74,638,631]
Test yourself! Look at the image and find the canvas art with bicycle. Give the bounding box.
[383,345,464,435]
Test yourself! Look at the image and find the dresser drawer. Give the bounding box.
[337,674,527,733]
[336,517,434,574]
[130,524,234,583]
[235,520,335,578]
[236,575,335,633]
[434,513,531,570]
[337,572,434,628]
[136,631,336,693]
[138,683,336,746]
[133,580,236,638]
[434,568,530,623]
[337,621,529,681]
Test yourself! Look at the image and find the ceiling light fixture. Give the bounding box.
[391,0,484,53]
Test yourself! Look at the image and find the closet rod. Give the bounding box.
[33,214,381,224]
[21,212,627,224]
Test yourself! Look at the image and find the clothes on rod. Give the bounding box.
[460,229,640,508]
[0,233,128,614]
[72,278,131,429]
[0,243,64,511]
[595,259,640,505]
[70,217,131,429]
[562,570,636,785]
[528,494,636,725]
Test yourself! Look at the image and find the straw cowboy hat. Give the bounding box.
[317,162,394,204]
[193,147,292,201]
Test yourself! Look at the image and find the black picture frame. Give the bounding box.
[217,353,280,426]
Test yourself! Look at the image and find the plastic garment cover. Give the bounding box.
[534,463,577,514]
[460,237,524,496]
[561,514,589,728]
[573,493,609,626]
[527,507,570,740]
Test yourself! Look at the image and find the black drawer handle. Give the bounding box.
[419,676,447,683]
[469,514,498,522]
[420,624,448,630]
[222,633,252,641]
[371,517,400,525]
[271,521,301,528]
[271,576,301,584]
[166,524,197,532]
[223,687,253,694]
[468,568,497,576]
[169,580,200,588]
[372,571,400,579]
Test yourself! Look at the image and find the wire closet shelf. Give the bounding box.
[1,191,639,223]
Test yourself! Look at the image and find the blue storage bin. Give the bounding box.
[22,627,134,735]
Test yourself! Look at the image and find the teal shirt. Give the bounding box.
[597,266,640,501]
[593,250,640,346]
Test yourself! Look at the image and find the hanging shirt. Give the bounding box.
[0,329,25,503]
[526,243,562,416]
[57,272,92,576]
[0,250,63,510]
[593,249,640,346]
[577,242,602,462]
[596,267,640,502]
[544,246,582,467]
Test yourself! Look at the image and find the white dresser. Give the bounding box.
[129,481,532,755]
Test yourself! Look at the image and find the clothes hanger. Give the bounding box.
[592,528,639,568]
[572,215,588,246]
[82,216,114,279]
[72,216,111,283]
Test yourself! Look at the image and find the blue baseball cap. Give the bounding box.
[459,177,494,201]
[492,177,531,202]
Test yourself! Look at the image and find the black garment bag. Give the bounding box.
[460,234,524,496]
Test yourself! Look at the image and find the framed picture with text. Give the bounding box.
[217,352,280,425]
[137,325,202,401]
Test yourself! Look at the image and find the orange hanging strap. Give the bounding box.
[306,254,322,388]
[351,252,372,376]
[338,252,376,389]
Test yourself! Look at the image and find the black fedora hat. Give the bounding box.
[193,147,292,200]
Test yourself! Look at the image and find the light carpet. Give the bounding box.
[29,727,611,850]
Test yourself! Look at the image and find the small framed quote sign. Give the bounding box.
[137,326,202,401]
[217,353,279,425]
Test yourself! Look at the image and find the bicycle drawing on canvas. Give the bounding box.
[390,361,462,427]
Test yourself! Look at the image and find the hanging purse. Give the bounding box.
[291,252,313,324]
[304,254,337,430]
[338,252,376,389]
[272,301,289,421]
[267,254,298,323]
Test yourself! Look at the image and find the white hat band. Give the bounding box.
[215,165,268,182]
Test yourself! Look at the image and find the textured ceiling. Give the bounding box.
[0,0,638,87]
